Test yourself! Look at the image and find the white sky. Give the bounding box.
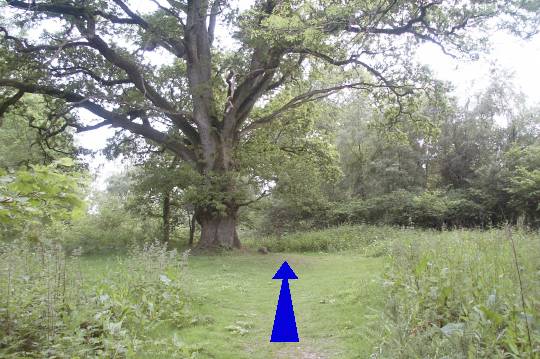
[416,31,540,105]
[73,11,540,190]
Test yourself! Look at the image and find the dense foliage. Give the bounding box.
[257,81,540,233]
[0,160,86,238]
[0,240,193,358]
[377,228,539,358]
[0,97,86,240]
[54,193,161,254]
[2,0,539,247]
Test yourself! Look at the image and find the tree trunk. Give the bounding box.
[188,212,196,247]
[195,206,240,249]
[163,191,171,243]
[194,133,242,249]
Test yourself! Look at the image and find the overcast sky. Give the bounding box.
[74,10,540,190]
[417,32,540,105]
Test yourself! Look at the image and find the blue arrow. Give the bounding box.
[270,261,299,342]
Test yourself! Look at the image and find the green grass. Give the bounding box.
[242,224,435,256]
[2,226,539,358]
[141,252,384,358]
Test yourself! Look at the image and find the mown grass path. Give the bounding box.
[175,252,385,359]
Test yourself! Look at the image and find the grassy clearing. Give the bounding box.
[1,226,539,358]
[247,225,540,357]
[0,241,385,358]
[174,252,384,359]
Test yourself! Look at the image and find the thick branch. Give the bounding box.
[241,81,382,133]
[0,26,92,53]
[71,21,199,143]
[7,1,88,16]
[0,79,197,163]
[0,89,25,124]
[4,3,198,144]
[70,119,112,132]
[50,66,132,86]
[208,0,221,45]
[6,0,187,58]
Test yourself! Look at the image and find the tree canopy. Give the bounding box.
[1,0,539,248]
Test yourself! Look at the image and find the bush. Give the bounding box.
[408,191,447,228]
[51,199,161,254]
[0,161,86,241]
[0,240,191,358]
[257,199,331,235]
[445,189,491,228]
[259,186,540,235]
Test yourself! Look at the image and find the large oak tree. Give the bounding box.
[0,0,538,248]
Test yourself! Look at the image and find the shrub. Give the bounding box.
[0,240,191,358]
[408,191,447,228]
[445,190,490,228]
[51,199,161,254]
[258,199,331,235]
[257,183,540,234]
[0,161,86,240]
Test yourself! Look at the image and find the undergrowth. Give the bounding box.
[1,225,538,358]
[373,228,540,358]
[242,224,402,255]
[245,225,539,357]
[0,240,192,358]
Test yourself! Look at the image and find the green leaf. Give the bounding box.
[414,256,430,277]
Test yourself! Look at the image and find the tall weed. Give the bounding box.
[0,240,191,358]
[373,229,540,358]
[243,224,415,254]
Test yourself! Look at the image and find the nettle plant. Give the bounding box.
[1,0,538,248]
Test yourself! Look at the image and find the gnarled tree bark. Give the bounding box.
[196,204,240,249]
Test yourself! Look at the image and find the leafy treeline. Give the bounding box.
[98,76,540,245]
[83,75,540,246]
[261,78,540,232]
[2,0,539,248]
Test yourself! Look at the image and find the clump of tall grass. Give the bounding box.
[243,224,420,254]
[373,228,540,358]
[0,240,191,358]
